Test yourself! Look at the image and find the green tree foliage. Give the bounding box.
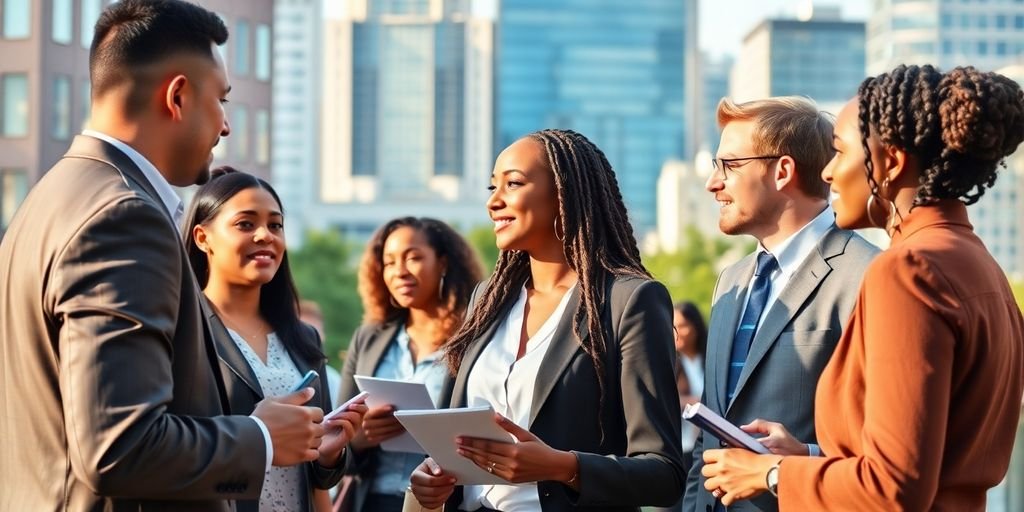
[1011,277,1024,311]
[643,226,755,316]
[465,224,499,277]
[289,230,362,366]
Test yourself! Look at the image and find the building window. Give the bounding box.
[2,73,29,137]
[996,14,1008,29]
[1016,15,1024,29]
[232,105,249,160]
[255,24,271,82]
[51,0,72,43]
[51,75,70,140]
[3,0,31,39]
[1,168,29,230]
[255,109,269,164]
[234,20,250,76]
[80,0,102,48]
[79,80,91,130]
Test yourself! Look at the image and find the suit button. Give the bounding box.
[543,492,550,497]
[720,440,728,448]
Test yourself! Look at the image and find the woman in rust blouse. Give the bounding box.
[701,64,1024,511]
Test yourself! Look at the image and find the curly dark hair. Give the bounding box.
[444,129,651,405]
[358,217,483,340]
[856,64,1024,208]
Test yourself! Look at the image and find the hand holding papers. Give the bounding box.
[354,376,436,453]
[395,406,517,485]
[683,403,770,454]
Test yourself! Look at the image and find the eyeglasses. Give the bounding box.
[711,155,782,175]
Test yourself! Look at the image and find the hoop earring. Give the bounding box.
[865,194,883,228]
[438,274,446,301]
[553,218,564,242]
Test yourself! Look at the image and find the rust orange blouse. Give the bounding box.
[778,200,1024,511]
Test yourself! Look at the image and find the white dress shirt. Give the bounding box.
[460,284,575,512]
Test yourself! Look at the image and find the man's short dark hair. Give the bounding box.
[89,0,228,113]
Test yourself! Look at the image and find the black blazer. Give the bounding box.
[445,275,686,512]
[336,320,455,512]
[205,301,345,512]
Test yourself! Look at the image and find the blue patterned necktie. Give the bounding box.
[725,251,778,404]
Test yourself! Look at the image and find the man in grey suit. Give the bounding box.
[683,97,878,512]
[0,1,332,510]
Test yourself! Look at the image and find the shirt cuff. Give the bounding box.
[806,443,822,457]
[250,416,273,472]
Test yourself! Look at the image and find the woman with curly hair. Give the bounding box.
[408,129,686,512]
[336,217,483,512]
[701,65,1024,511]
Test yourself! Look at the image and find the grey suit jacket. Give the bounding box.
[684,226,878,512]
[0,136,266,512]
[207,303,346,512]
[336,320,454,512]
[444,275,686,512]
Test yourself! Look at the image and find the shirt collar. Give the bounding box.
[759,205,835,278]
[82,129,184,226]
[395,325,442,365]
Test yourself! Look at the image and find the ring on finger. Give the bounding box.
[486,461,496,474]
[712,488,724,499]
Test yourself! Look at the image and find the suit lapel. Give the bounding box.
[727,227,850,410]
[529,287,587,427]
[450,298,511,408]
[205,300,264,399]
[711,256,756,413]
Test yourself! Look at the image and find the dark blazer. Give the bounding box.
[684,226,878,512]
[207,303,346,512]
[444,275,686,512]
[336,320,454,512]
[0,135,266,512]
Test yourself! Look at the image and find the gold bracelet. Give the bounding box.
[566,451,580,487]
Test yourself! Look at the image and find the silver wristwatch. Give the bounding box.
[766,461,781,497]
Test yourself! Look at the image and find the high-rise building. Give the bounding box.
[730,7,865,114]
[695,52,732,156]
[495,0,694,236]
[207,0,274,181]
[655,156,719,253]
[866,3,1024,278]
[866,0,1024,76]
[0,0,272,234]
[271,0,321,247]
[315,0,494,239]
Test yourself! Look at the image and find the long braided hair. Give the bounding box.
[444,129,651,406]
[856,65,1024,213]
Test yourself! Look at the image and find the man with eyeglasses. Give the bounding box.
[682,97,878,512]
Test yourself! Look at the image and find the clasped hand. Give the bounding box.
[252,387,367,467]
[702,418,804,506]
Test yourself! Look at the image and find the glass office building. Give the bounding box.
[497,0,692,234]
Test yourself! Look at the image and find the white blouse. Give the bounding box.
[228,329,304,512]
[460,285,575,512]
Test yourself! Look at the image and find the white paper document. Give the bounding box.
[682,403,770,454]
[393,406,517,485]
[354,375,436,453]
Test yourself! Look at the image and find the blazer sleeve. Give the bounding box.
[572,280,687,507]
[51,197,265,499]
[308,325,347,489]
[339,324,379,475]
[778,249,956,510]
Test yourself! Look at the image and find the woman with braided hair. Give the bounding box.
[701,65,1024,510]
[408,129,686,511]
